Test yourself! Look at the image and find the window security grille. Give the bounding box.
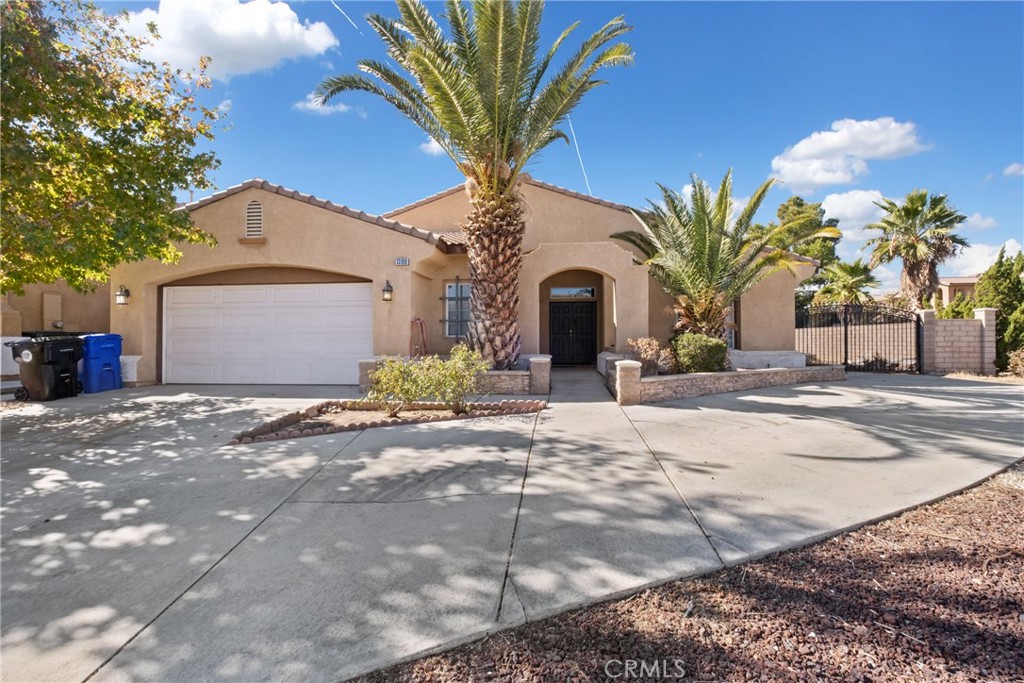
[441,277,471,340]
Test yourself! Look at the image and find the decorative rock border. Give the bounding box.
[227,399,547,445]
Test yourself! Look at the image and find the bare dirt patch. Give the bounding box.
[361,462,1024,683]
[229,399,546,444]
[0,399,29,413]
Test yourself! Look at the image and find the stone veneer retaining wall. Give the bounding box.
[601,357,845,406]
[359,354,551,396]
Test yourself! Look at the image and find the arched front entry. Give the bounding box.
[539,269,604,365]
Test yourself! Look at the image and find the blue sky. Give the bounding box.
[113,1,1023,288]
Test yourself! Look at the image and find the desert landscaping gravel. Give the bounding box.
[360,462,1024,683]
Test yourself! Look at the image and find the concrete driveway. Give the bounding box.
[2,373,1021,682]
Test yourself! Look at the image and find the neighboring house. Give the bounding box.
[3,178,815,385]
[936,275,979,306]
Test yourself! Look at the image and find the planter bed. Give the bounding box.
[227,398,547,445]
[640,365,847,403]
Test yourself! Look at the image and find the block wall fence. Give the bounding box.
[918,308,996,376]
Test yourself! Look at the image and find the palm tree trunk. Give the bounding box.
[464,190,525,370]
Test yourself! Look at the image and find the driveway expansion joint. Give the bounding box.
[494,408,542,624]
[617,402,727,567]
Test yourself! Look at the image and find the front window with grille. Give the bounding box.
[245,201,263,237]
[443,281,471,339]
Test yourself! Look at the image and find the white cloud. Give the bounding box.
[124,0,338,81]
[963,213,998,230]
[1004,162,1024,177]
[871,264,901,294]
[292,92,350,115]
[945,239,1023,276]
[215,99,232,116]
[419,138,446,156]
[821,189,885,243]
[771,117,930,192]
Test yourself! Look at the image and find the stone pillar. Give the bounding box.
[528,354,551,395]
[974,308,998,375]
[917,309,936,374]
[614,359,642,406]
[358,358,380,393]
[1,294,22,336]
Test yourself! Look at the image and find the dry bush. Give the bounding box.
[626,337,663,377]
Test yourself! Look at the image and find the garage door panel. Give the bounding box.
[166,288,217,305]
[164,283,371,384]
[270,286,324,304]
[217,362,270,383]
[221,288,269,304]
[221,312,268,328]
[167,361,220,384]
[318,284,372,303]
[167,313,216,329]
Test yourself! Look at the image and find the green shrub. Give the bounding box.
[935,292,976,319]
[671,332,728,373]
[422,344,491,415]
[367,357,428,417]
[1008,348,1024,378]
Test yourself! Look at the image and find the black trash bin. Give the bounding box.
[5,337,84,401]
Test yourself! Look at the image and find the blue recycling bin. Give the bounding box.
[80,334,123,393]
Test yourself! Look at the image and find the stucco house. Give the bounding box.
[3,177,815,385]
[935,275,979,306]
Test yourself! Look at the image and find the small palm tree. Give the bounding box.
[612,171,841,339]
[317,0,633,369]
[865,190,968,308]
[812,259,880,304]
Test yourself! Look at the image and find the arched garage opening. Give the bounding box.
[159,267,372,384]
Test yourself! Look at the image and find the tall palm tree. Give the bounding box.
[612,171,842,339]
[812,259,880,304]
[317,0,633,369]
[864,190,968,308]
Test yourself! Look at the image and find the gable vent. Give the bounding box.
[245,201,263,237]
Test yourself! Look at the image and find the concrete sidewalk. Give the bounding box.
[2,373,1021,682]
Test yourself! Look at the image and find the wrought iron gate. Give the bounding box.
[795,304,921,373]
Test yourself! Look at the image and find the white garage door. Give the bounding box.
[163,283,373,384]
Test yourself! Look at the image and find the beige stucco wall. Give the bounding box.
[6,281,111,334]
[389,182,644,250]
[110,187,438,383]
[736,266,816,351]
[937,282,976,306]
[410,250,469,355]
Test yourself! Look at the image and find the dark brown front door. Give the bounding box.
[550,301,597,365]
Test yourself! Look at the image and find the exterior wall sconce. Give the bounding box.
[382,280,394,302]
[115,285,131,306]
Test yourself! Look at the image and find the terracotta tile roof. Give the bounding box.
[437,230,469,245]
[939,275,980,285]
[382,176,636,218]
[178,179,463,253]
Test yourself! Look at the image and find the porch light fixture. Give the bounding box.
[115,285,131,306]
[382,280,394,302]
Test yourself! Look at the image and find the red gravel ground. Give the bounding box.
[359,462,1024,683]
